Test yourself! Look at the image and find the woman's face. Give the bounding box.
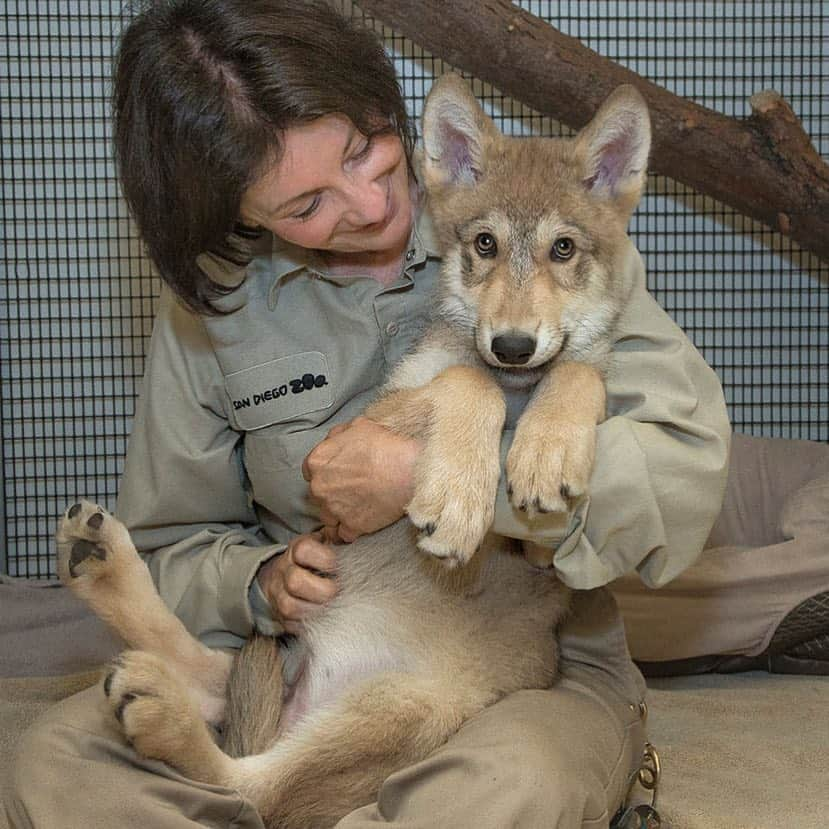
[240,115,413,257]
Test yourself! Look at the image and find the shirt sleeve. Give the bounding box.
[490,243,732,589]
[115,287,284,648]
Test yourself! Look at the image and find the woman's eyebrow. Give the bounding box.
[267,124,359,218]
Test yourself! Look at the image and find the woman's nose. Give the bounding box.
[343,175,387,227]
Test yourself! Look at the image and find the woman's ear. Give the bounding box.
[421,73,498,189]
[576,85,651,213]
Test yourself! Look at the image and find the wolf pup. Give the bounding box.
[56,74,651,829]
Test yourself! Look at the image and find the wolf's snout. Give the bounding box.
[490,333,536,366]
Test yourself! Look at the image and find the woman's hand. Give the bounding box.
[257,531,338,635]
[302,416,420,543]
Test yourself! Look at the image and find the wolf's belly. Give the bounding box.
[279,602,416,736]
[275,521,563,735]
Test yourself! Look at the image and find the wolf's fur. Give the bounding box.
[56,76,650,828]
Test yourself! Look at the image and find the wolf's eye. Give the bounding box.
[474,233,498,257]
[551,237,575,260]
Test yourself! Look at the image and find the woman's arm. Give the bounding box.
[116,288,294,648]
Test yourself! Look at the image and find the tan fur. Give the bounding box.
[56,76,651,828]
[223,635,284,758]
[55,501,232,723]
[366,364,506,566]
[374,75,650,543]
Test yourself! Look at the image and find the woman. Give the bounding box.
[8,1,730,826]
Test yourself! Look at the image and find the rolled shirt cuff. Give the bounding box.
[218,542,285,641]
[247,557,286,637]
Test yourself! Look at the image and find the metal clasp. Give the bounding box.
[616,736,662,829]
[638,741,661,806]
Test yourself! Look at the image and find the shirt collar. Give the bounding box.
[196,227,273,289]
[411,206,441,262]
[266,206,441,310]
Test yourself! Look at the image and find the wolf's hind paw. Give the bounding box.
[104,651,190,754]
[104,650,223,783]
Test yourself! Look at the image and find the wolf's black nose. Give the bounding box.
[491,334,536,365]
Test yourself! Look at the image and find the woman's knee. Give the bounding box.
[10,710,68,815]
[444,687,641,826]
[8,685,263,829]
[10,685,113,805]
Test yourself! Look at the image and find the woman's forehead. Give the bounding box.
[243,114,359,212]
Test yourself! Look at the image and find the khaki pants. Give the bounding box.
[614,434,829,663]
[6,589,646,829]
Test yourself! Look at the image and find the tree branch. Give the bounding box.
[359,0,829,262]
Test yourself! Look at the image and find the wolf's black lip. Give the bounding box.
[495,363,541,373]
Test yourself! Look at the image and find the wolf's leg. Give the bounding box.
[506,361,605,548]
[366,365,506,567]
[107,663,483,829]
[57,500,232,722]
[102,650,230,781]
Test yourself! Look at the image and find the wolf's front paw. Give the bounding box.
[506,421,595,518]
[407,452,500,569]
[104,650,218,781]
[56,500,138,587]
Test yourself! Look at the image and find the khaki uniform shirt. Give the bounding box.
[117,212,731,649]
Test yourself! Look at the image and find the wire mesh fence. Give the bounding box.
[1,1,827,578]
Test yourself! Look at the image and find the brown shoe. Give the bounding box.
[637,591,829,677]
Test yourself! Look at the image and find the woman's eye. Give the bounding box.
[292,195,321,221]
[551,237,575,260]
[475,232,498,257]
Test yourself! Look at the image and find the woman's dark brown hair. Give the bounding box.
[113,0,414,314]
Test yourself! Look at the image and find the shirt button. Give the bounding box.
[385,321,400,337]
[405,249,415,261]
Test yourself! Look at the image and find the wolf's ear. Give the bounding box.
[421,74,498,189]
[576,85,651,213]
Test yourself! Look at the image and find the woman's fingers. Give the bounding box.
[336,524,360,543]
[276,595,320,635]
[258,533,340,631]
[290,534,338,574]
[283,558,337,605]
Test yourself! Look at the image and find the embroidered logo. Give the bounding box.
[225,353,333,431]
[232,373,329,410]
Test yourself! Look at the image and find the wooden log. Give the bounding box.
[358,0,829,262]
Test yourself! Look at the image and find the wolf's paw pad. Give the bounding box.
[104,651,198,765]
[56,499,131,583]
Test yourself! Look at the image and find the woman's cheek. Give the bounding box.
[269,215,335,249]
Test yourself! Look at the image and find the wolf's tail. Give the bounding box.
[222,633,283,758]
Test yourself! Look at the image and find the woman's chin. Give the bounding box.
[334,216,412,260]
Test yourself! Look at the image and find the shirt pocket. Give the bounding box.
[244,425,326,536]
[234,347,386,537]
